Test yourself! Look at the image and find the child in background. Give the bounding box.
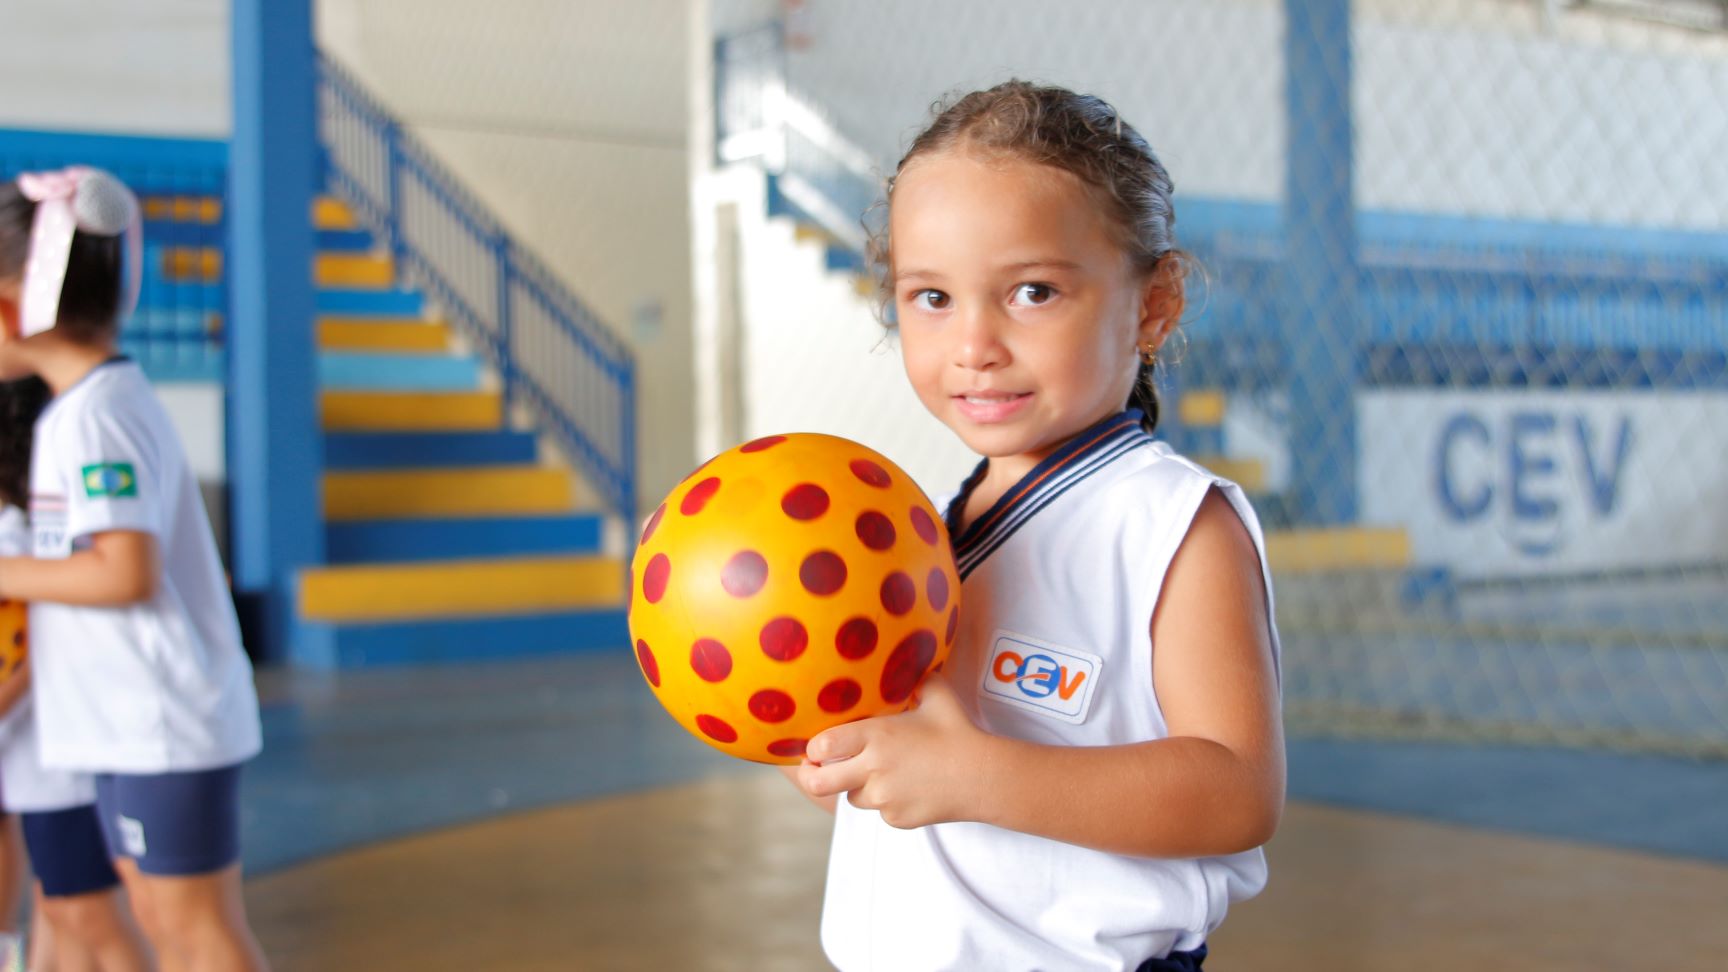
[788,83,1285,971]
[0,372,151,972]
[0,167,267,971]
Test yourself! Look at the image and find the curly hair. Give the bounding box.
[870,81,1193,431]
[0,376,49,510]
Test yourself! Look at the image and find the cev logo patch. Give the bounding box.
[980,631,1102,725]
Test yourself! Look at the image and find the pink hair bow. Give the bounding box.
[16,166,142,337]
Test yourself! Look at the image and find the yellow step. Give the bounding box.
[321,390,501,432]
[159,250,393,287]
[141,195,221,224]
[317,318,453,353]
[315,253,395,288]
[1178,389,1228,427]
[314,197,359,230]
[298,554,624,623]
[1191,455,1267,493]
[1265,527,1410,573]
[324,466,576,521]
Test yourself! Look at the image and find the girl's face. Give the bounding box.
[890,150,1173,477]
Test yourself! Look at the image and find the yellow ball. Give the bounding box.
[629,433,959,764]
[0,599,25,678]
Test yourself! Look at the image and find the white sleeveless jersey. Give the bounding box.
[0,505,96,812]
[28,360,261,773]
[821,411,1281,971]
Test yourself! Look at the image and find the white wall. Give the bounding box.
[0,0,228,136]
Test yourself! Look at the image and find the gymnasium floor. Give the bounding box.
[243,652,1728,970]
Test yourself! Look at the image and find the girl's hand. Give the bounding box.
[793,674,993,830]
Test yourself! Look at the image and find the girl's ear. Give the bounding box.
[1136,268,1184,353]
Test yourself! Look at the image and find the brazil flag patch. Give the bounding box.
[82,463,139,499]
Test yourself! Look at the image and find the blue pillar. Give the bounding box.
[228,0,322,663]
[1284,0,1358,525]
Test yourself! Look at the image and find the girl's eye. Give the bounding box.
[1012,283,1055,306]
[911,289,950,311]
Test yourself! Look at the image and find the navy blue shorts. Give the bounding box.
[94,764,243,877]
[20,805,121,898]
[1137,944,1206,971]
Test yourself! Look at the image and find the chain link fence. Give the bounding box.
[710,0,1728,756]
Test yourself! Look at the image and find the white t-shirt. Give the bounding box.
[821,412,1281,971]
[0,505,96,812]
[28,359,261,773]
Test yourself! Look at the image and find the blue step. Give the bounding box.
[825,244,864,273]
[291,609,629,669]
[316,288,423,316]
[323,431,539,470]
[325,514,603,564]
[319,351,481,391]
[317,228,378,253]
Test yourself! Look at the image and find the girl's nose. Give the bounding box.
[953,305,1008,372]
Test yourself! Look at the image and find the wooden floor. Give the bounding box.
[246,772,1728,970]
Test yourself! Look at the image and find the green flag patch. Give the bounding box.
[82,463,138,499]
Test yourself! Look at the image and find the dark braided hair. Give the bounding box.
[0,376,49,510]
[869,81,1192,432]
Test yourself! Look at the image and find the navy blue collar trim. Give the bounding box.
[944,409,1152,579]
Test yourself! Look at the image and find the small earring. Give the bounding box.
[1138,342,1158,366]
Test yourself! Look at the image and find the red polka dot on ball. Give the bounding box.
[909,506,939,545]
[880,571,917,616]
[818,678,863,713]
[636,640,660,687]
[759,617,808,662]
[800,550,848,596]
[690,638,733,683]
[740,435,787,453]
[766,738,808,758]
[855,511,897,551]
[927,568,950,613]
[835,617,878,660]
[880,630,937,704]
[681,477,722,515]
[850,459,891,488]
[749,689,796,724]
[697,714,738,743]
[642,554,671,604]
[782,484,830,521]
[721,550,769,598]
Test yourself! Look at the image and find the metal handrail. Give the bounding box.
[317,54,636,527]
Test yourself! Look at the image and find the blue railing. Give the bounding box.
[0,128,227,382]
[318,55,637,526]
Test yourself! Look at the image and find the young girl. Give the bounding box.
[788,83,1285,970]
[0,167,268,971]
[0,373,151,972]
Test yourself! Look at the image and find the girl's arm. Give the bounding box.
[0,531,159,606]
[0,657,29,720]
[794,489,1285,859]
